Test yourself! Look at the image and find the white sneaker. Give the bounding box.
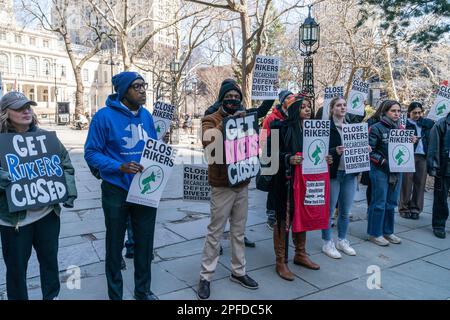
[369,236,390,246]
[322,240,342,259]
[384,234,402,244]
[336,239,356,256]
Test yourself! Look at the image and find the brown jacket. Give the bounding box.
[202,108,250,188]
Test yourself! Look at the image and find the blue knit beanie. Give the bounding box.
[112,71,145,101]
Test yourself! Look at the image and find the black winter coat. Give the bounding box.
[427,114,450,177]
[369,117,400,173]
[328,120,344,179]
[405,117,434,154]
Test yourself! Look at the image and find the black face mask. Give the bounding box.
[222,99,242,115]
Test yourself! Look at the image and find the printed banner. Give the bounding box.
[347,78,369,116]
[0,132,68,212]
[183,165,210,202]
[251,55,280,100]
[388,129,415,173]
[342,123,370,174]
[322,86,344,120]
[152,101,175,140]
[304,181,326,206]
[223,112,260,186]
[427,85,450,121]
[302,120,330,174]
[127,138,176,207]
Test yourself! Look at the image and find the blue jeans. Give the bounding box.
[367,166,402,237]
[322,171,357,241]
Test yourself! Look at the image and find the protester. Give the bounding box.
[84,71,159,300]
[270,94,332,281]
[197,81,259,299]
[321,97,358,258]
[367,100,416,246]
[261,90,293,230]
[0,91,77,300]
[399,102,434,220]
[427,112,450,239]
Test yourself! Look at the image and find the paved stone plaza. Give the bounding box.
[1,125,449,300]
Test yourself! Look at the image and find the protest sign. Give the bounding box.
[223,112,260,186]
[322,86,344,120]
[127,138,176,208]
[302,120,330,174]
[388,129,415,173]
[251,55,280,100]
[152,101,175,140]
[427,85,450,121]
[304,181,326,206]
[342,123,370,174]
[347,78,369,116]
[0,131,68,212]
[183,165,210,202]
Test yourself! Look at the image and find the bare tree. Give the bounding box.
[20,0,110,117]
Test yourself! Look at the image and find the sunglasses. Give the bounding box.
[131,83,149,91]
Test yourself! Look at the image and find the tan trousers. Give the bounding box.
[399,154,427,214]
[200,185,248,281]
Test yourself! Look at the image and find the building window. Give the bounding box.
[83,69,89,82]
[28,57,38,76]
[43,60,51,76]
[15,34,22,43]
[14,56,24,75]
[29,37,36,46]
[43,89,49,102]
[43,40,49,48]
[0,32,6,40]
[0,53,9,73]
[29,88,35,101]
[104,71,108,83]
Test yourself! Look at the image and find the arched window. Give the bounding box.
[43,59,51,76]
[28,57,38,76]
[14,56,24,75]
[0,53,9,73]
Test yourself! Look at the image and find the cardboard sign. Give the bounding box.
[127,138,176,208]
[342,123,370,174]
[223,112,260,186]
[152,101,175,140]
[251,55,280,100]
[388,129,415,173]
[347,78,369,116]
[302,120,330,174]
[427,85,450,121]
[0,132,68,212]
[322,86,344,120]
[183,165,210,202]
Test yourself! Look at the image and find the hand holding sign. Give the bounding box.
[336,146,344,156]
[120,161,144,174]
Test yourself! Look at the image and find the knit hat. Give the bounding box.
[217,80,243,102]
[283,92,306,110]
[112,71,145,101]
[278,90,293,106]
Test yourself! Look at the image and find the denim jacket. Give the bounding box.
[0,126,77,229]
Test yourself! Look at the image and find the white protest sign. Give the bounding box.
[427,85,450,121]
[152,101,175,140]
[304,181,326,206]
[302,120,330,174]
[183,165,210,202]
[251,55,280,100]
[127,138,176,208]
[347,78,369,116]
[388,129,415,173]
[322,86,344,120]
[342,123,370,174]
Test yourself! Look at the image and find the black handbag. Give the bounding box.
[256,169,273,192]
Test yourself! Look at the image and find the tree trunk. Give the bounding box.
[383,46,399,101]
[121,33,132,71]
[240,10,252,108]
[74,67,84,117]
[344,67,357,99]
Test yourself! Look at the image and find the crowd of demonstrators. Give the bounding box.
[427,112,450,239]
[0,92,77,300]
[399,102,435,220]
[321,97,358,259]
[84,72,159,300]
[197,81,261,300]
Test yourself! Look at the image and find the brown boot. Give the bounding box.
[293,232,320,270]
[273,223,295,281]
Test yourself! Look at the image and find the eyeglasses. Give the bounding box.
[131,83,148,91]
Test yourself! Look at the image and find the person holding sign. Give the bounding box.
[197,82,259,299]
[321,97,359,259]
[427,112,450,239]
[84,71,159,300]
[270,94,333,281]
[399,102,434,220]
[367,100,417,246]
[0,92,77,300]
